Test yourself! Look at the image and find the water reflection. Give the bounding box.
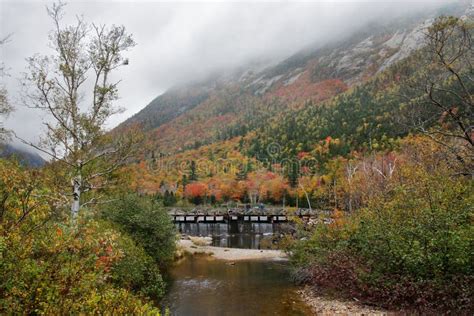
[161,255,312,316]
[175,222,282,249]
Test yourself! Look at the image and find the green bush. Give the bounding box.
[102,194,177,266]
[351,177,473,280]
[111,231,167,301]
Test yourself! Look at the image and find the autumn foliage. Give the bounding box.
[290,138,474,313]
[0,160,165,313]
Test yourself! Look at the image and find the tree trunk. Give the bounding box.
[298,183,312,211]
[71,174,81,219]
[348,193,352,213]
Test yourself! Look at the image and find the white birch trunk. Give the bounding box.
[71,174,81,219]
[298,183,312,211]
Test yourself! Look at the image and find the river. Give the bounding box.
[161,255,312,316]
[162,222,312,316]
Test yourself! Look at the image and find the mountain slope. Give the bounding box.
[120,6,442,152]
[117,1,472,196]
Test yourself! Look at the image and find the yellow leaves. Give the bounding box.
[330,208,346,227]
[0,159,56,235]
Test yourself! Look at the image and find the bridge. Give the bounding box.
[168,207,331,223]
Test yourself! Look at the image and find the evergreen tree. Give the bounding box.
[189,160,197,181]
[289,161,299,188]
[181,174,188,187]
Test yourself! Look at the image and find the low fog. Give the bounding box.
[0,0,453,149]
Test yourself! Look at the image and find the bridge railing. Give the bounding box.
[168,207,333,223]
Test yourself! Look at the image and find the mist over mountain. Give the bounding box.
[0,143,45,167]
[119,1,471,155]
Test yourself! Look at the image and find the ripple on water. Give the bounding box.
[176,278,222,291]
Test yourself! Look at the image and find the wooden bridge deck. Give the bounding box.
[169,207,331,223]
[172,214,304,223]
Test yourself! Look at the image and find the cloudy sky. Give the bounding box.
[0,0,453,148]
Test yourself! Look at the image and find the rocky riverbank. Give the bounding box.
[298,286,395,315]
[177,237,288,261]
